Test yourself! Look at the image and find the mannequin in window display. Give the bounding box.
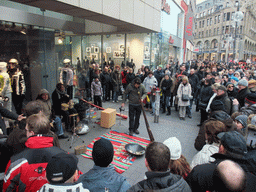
[8,58,26,114]
[108,57,114,71]
[82,56,90,72]
[121,61,125,69]
[0,62,12,112]
[102,56,107,69]
[59,59,74,99]
[127,59,135,70]
[76,57,81,73]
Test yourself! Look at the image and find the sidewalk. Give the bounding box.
[59,100,199,186]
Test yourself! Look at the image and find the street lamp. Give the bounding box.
[232,1,244,61]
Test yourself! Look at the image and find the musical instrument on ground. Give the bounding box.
[125,144,145,156]
[80,98,128,119]
[138,92,155,142]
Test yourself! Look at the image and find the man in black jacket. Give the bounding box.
[187,69,199,118]
[100,67,111,101]
[214,85,232,115]
[128,142,191,192]
[121,78,146,136]
[187,131,256,192]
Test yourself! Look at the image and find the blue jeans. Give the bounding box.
[113,91,119,102]
[186,98,193,116]
[54,116,64,136]
[151,101,156,114]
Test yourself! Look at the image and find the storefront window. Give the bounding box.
[82,35,101,68]
[126,33,150,71]
[103,34,125,68]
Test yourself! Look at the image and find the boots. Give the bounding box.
[166,107,171,116]
[162,107,166,114]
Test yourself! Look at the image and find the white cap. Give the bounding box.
[0,62,7,70]
[9,58,18,64]
[163,137,182,160]
[63,59,71,64]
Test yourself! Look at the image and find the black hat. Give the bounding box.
[46,153,78,184]
[245,93,256,105]
[210,100,224,112]
[134,77,141,84]
[217,131,247,155]
[92,138,114,167]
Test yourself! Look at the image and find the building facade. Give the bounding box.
[193,0,256,62]
[0,0,188,100]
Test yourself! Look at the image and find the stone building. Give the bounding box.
[193,0,256,62]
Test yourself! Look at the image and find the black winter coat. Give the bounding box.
[0,105,19,135]
[100,71,111,85]
[126,73,136,86]
[199,84,213,104]
[186,153,256,192]
[237,87,250,108]
[161,79,172,97]
[188,73,199,96]
[51,89,70,116]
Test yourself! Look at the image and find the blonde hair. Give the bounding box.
[182,76,188,83]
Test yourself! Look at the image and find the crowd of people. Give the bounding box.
[1,57,256,191]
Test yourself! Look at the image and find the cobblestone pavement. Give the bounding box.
[59,100,199,186]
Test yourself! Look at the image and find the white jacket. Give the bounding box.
[143,76,158,92]
[60,67,74,86]
[190,143,219,169]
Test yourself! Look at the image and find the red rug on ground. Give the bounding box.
[81,130,150,174]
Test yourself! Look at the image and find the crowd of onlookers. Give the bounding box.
[1,59,256,191]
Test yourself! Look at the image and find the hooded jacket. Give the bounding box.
[143,75,158,92]
[127,171,191,192]
[36,89,52,119]
[3,135,66,192]
[123,79,147,105]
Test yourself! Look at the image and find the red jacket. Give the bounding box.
[3,135,66,192]
[121,71,128,84]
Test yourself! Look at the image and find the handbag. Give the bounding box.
[181,87,189,101]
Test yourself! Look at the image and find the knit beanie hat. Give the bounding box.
[238,79,248,87]
[92,138,114,167]
[231,76,239,82]
[46,153,78,184]
[163,137,182,160]
[235,115,248,128]
[245,93,256,105]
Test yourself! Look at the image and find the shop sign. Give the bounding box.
[169,36,174,44]
[185,16,193,37]
[161,0,170,15]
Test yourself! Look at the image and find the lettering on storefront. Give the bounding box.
[161,0,170,15]
[185,17,193,37]
[169,36,174,44]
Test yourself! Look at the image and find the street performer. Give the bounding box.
[121,77,146,136]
